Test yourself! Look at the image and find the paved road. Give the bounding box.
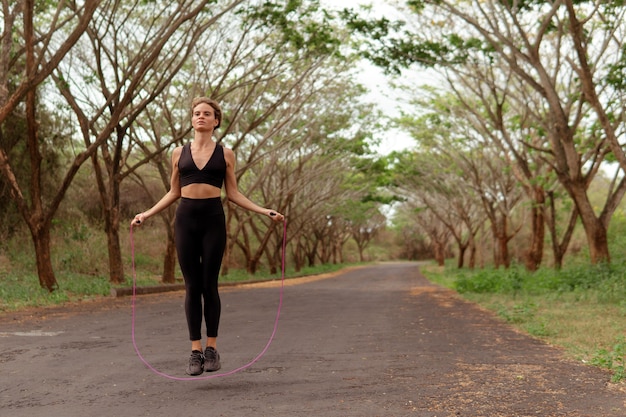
[1,263,624,416]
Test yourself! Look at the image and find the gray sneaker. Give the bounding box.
[204,347,221,372]
[186,350,204,376]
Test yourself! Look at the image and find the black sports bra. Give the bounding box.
[178,143,226,188]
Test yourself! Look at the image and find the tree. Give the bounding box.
[0,1,100,291]
[346,201,387,262]
[390,149,485,269]
[393,91,524,268]
[345,0,626,264]
[413,206,452,266]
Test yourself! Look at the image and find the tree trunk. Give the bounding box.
[468,244,476,269]
[553,246,565,270]
[319,232,331,263]
[306,238,318,267]
[334,240,344,264]
[294,240,304,272]
[490,215,511,268]
[499,233,510,268]
[24,15,58,291]
[579,213,610,264]
[162,237,177,283]
[490,222,501,268]
[357,244,365,262]
[545,191,577,269]
[30,222,58,292]
[433,242,445,266]
[266,234,283,275]
[106,226,124,284]
[247,256,260,274]
[569,184,610,264]
[525,187,545,271]
[104,203,124,284]
[456,243,467,268]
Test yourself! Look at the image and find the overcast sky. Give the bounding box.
[322,0,442,154]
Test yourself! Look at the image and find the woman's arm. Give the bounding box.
[223,147,284,222]
[132,147,183,226]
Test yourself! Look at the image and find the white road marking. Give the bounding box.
[0,330,64,337]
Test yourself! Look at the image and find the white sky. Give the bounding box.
[323,0,443,155]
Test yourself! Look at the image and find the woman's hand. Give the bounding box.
[268,210,285,222]
[131,213,146,227]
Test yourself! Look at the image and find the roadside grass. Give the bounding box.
[0,272,111,311]
[0,262,350,313]
[0,220,351,312]
[421,261,626,383]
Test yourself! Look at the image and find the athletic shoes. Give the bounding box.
[204,346,221,372]
[186,350,204,376]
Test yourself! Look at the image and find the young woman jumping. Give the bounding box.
[131,97,284,375]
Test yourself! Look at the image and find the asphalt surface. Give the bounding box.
[1,262,624,417]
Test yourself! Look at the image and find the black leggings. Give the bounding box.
[175,197,226,341]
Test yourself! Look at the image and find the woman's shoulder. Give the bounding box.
[171,144,185,162]
[222,145,234,157]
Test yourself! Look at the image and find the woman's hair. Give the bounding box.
[191,97,222,129]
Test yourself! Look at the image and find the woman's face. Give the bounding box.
[192,103,219,132]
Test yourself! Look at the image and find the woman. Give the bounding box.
[132,97,284,375]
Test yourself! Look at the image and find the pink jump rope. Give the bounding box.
[129,218,287,381]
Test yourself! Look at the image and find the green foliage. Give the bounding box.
[495,300,536,324]
[0,272,110,312]
[340,7,489,74]
[453,261,626,301]
[0,112,28,239]
[406,1,426,13]
[493,300,555,337]
[591,336,626,383]
[0,85,76,243]
[454,266,529,294]
[241,0,342,56]
[339,11,401,42]
[495,0,545,12]
[524,320,554,338]
[607,45,626,91]
[455,269,507,293]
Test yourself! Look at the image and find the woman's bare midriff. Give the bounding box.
[181,183,222,199]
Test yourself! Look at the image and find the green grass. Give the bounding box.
[0,272,111,311]
[0,219,356,312]
[0,262,351,312]
[421,261,626,383]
